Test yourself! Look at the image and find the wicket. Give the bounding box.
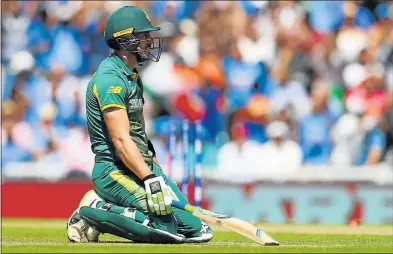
[167,118,203,206]
[181,119,190,200]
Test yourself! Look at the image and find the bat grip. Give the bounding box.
[171,200,197,213]
[171,200,185,210]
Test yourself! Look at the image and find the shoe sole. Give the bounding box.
[183,233,214,243]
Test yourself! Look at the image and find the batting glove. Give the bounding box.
[143,174,173,216]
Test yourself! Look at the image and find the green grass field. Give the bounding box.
[2,219,392,253]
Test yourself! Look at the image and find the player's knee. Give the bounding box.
[148,213,179,235]
[187,214,202,233]
[176,209,202,237]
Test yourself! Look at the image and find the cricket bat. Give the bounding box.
[171,200,279,246]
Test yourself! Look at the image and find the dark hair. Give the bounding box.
[106,39,120,50]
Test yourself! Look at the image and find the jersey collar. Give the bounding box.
[110,54,137,78]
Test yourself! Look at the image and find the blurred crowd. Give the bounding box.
[2,1,393,180]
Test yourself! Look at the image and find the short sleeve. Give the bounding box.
[369,129,385,151]
[93,74,128,111]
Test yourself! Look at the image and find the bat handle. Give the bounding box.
[171,200,198,213]
[171,200,185,210]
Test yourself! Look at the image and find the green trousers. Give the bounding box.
[92,161,201,238]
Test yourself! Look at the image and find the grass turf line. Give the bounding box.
[2,219,392,253]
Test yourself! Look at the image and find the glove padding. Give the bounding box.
[144,175,173,216]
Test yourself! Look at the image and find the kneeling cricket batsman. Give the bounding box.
[66,5,213,244]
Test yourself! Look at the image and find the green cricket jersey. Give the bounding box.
[85,54,153,168]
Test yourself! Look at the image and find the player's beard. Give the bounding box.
[134,46,150,66]
[117,34,162,65]
[134,39,162,65]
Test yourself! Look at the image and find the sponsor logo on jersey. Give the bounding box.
[129,99,143,110]
[108,86,123,94]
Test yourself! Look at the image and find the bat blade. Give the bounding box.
[171,200,279,246]
[194,210,279,246]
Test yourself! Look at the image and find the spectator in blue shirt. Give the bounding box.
[245,122,269,144]
[47,64,82,127]
[299,84,333,165]
[2,67,16,101]
[152,1,201,22]
[1,1,30,64]
[354,114,386,165]
[7,51,53,126]
[47,13,89,76]
[26,9,52,71]
[243,94,271,144]
[195,79,225,142]
[222,42,266,113]
[85,12,111,73]
[239,1,268,17]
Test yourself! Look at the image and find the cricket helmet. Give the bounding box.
[104,6,163,65]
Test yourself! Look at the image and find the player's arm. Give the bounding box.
[152,155,160,167]
[94,76,152,179]
[366,150,383,165]
[104,107,153,179]
[104,108,172,216]
[95,75,173,216]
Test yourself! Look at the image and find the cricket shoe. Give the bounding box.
[67,190,102,242]
[67,209,101,243]
[85,225,101,242]
[183,221,214,243]
[67,210,87,242]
